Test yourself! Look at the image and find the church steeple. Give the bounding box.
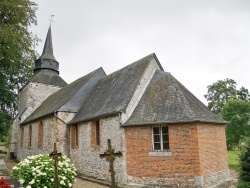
[34,25,59,75]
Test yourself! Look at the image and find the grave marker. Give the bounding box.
[50,143,62,188]
[100,139,122,188]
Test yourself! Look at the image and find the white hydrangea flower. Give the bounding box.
[29,179,35,184]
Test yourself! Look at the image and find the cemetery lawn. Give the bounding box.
[227,150,240,167]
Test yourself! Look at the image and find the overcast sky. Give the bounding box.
[31,0,250,104]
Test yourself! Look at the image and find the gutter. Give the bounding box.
[69,111,122,125]
[121,120,227,127]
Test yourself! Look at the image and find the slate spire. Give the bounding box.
[34,25,59,75]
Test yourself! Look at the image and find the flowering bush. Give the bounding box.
[0,178,11,188]
[11,154,76,188]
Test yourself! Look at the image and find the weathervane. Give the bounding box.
[49,14,55,25]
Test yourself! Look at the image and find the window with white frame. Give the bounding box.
[152,125,169,151]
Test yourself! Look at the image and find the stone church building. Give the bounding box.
[11,27,230,187]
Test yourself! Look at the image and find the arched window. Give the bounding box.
[20,127,24,147]
[38,121,43,148]
[28,125,32,148]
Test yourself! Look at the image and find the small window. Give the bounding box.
[152,125,169,151]
[38,121,43,148]
[95,120,100,145]
[28,125,32,148]
[71,124,78,148]
[20,127,24,147]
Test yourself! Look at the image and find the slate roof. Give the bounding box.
[37,26,57,62]
[124,71,227,125]
[30,72,67,87]
[22,68,106,124]
[70,53,163,124]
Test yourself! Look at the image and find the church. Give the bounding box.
[10,26,230,187]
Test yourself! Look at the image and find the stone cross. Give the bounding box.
[99,139,122,188]
[50,143,62,188]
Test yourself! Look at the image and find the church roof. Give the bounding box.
[37,26,57,62]
[22,68,106,124]
[124,71,227,125]
[30,72,67,87]
[70,53,162,124]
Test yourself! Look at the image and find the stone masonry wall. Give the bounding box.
[18,82,61,122]
[17,116,68,160]
[11,82,62,156]
[125,123,200,187]
[70,115,127,184]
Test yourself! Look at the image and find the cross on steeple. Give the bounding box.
[50,143,62,188]
[100,139,122,188]
[49,14,55,25]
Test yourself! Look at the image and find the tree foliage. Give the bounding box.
[0,0,38,118]
[222,100,250,149]
[238,140,250,188]
[204,78,250,115]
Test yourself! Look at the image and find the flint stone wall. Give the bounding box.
[16,116,68,160]
[70,115,127,184]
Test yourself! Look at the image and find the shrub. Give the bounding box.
[238,140,250,188]
[11,154,76,188]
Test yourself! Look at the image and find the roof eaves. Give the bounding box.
[20,112,54,125]
[122,119,227,126]
[69,111,121,125]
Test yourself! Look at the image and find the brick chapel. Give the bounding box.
[10,26,230,187]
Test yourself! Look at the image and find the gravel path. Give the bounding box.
[73,178,108,188]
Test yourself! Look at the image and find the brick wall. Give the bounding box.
[125,124,199,186]
[197,123,230,187]
[125,123,229,187]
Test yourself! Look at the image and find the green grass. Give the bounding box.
[228,150,240,167]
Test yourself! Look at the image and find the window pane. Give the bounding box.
[154,134,160,142]
[162,126,169,150]
[162,127,168,134]
[163,142,170,150]
[162,132,169,142]
[154,142,161,150]
[153,127,160,134]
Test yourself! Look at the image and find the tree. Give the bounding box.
[0,0,38,139]
[238,140,250,188]
[204,78,249,115]
[0,112,11,141]
[237,86,250,102]
[222,99,250,149]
